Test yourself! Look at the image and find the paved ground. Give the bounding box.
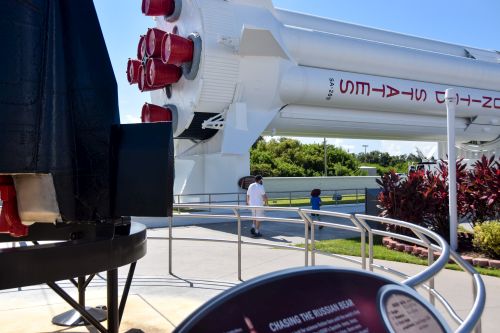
[0,205,499,332]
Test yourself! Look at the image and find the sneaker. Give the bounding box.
[250,227,256,235]
[254,232,263,238]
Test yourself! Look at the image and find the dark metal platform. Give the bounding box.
[0,222,147,333]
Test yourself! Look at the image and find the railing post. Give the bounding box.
[177,195,181,213]
[356,189,359,203]
[233,208,242,281]
[311,216,316,266]
[364,188,367,213]
[357,218,366,270]
[368,229,374,272]
[349,215,367,270]
[473,278,482,333]
[428,249,435,305]
[169,216,173,275]
[298,209,309,267]
[289,192,292,207]
[357,216,373,271]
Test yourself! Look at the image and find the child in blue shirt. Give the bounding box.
[310,189,324,229]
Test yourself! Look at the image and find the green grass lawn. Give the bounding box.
[297,236,500,278]
[268,194,365,207]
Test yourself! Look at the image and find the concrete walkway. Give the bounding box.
[0,211,499,332]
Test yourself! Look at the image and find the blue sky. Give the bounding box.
[93,0,500,156]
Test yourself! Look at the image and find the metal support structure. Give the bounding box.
[107,269,119,333]
[78,276,86,306]
[50,265,136,333]
[0,223,146,333]
[52,274,107,327]
[48,282,108,333]
[169,216,173,275]
[445,88,458,251]
[119,262,137,323]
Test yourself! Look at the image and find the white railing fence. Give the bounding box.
[161,203,484,333]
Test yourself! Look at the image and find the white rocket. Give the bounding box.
[128,0,500,195]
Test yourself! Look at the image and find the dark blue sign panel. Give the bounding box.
[175,267,450,333]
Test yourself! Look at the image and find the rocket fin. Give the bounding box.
[239,27,289,59]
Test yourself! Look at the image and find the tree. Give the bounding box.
[249,138,360,177]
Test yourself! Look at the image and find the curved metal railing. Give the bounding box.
[164,203,485,333]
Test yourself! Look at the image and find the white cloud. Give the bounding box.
[381,141,437,157]
[122,114,141,124]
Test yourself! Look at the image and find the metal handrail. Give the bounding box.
[167,203,485,333]
[355,214,451,287]
[173,188,367,206]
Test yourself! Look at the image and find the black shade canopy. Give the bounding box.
[0,0,173,222]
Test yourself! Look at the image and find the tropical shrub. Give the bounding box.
[376,170,428,236]
[473,221,500,259]
[377,159,471,244]
[463,156,499,224]
[419,160,468,242]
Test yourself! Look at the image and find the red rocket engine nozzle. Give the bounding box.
[146,28,168,58]
[161,33,194,66]
[127,59,141,84]
[138,65,160,92]
[0,176,28,238]
[137,35,146,60]
[141,103,173,123]
[146,58,182,87]
[142,0,175,17]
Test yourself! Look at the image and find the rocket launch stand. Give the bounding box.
[0,222,147,333]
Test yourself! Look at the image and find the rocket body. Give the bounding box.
[137,0,500,195]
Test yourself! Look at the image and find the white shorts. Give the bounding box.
[251,208,265,218]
